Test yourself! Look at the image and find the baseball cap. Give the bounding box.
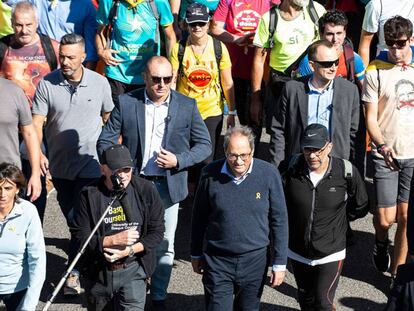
[301,124,330,150]
[102,145,133,171]
[185,3,210,24]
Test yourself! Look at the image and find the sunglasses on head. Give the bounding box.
[312,59,340,68]
[189,22,208,28]
[151,76,173,84]
[385,39,409,49]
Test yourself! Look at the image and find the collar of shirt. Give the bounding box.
[308,77,334,95]
[221,158,254,185]
[58,66,88,87]
[1,201,24,222]
[144,90,171,107]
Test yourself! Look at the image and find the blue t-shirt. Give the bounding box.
[97,0,173,85]
[297,51,365,81]
[179,0,219,21]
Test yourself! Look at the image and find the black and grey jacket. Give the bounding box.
[283,156,368,259]
[72,175,164,281]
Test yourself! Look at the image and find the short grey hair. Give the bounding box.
[60,33,85,51]
[223,125,255,151]
[11,1,39,23]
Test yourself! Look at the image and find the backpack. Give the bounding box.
[108,0,159,50]
[343,37,355,83]
[288,153,353,190]
[267,0,320,49]
[0,33,58,71]
[177,37,224,99]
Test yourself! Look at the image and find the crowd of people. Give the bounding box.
[0,0,414,310]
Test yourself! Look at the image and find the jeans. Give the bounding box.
[84,261,147,311]
[53,177,96,264]
[150,179,179,301]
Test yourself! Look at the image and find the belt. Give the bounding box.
[107,260,135,271]
[139,174,166,181]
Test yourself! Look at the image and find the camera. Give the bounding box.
[110,173,124,193]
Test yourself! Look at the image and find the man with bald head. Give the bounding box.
[98,55,211,309]
[269,39,360,171]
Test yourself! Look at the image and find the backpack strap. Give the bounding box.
[287,153,302,174]
[212,37,225,101]
[147,0,160,51]
[343,159,353,181]
[0,34,13,68]
[343,40,355,83]
[177,38,187,78]
[267,5,278,49]
[307,0,319,24]
[39,34,58,71]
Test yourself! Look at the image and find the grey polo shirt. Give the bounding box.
[32,68,114,180]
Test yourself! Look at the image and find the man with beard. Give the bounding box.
[32,33,114,296]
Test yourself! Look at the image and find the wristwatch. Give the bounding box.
[228,110,237,116]
[128,246,135,257]
[377,143,386,154]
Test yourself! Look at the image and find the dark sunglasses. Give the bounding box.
[385,39,409,49]
[312,59,340,68]
[151,76,173,84]
[189,22,208,28]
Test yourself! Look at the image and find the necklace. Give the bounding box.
[190,38,209,65]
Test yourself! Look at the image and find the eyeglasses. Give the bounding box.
[226,152,252,161]
[151,76,173,84]
[312,59,339,68]
[303,143,329,157]
[385,38,409,49]
[189,22,208,28]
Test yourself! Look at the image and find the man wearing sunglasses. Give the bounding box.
[191,125,288,311]
[283,123,368,311]
[363,16,414,284]
[98,56,211,310]
[269,39,360,172]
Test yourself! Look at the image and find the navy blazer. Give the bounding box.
[97,88,212,203]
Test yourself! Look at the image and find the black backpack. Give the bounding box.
[0,33,58,71]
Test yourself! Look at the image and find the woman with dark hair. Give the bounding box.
[0,163,46,310]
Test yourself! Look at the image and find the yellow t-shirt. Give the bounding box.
[0,3,13,39]
[253,3,325,72]
[170,35,232,120]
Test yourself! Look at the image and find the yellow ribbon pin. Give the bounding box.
[256,192,261,200]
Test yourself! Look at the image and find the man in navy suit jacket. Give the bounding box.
[97,56,211,308]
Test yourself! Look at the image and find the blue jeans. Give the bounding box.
[150,179,179,301]
[84,261,147,311]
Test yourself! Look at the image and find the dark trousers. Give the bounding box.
[21,158,47,223]
[53,177,96,264]
[0,289,27,310]
[189,115,222,184]
[291,259,343,311]
[233,77,262,147]
[202,247,268,311]
[107,77,143,108]
[84,262,147,311]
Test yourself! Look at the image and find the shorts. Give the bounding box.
[372,156,414,208]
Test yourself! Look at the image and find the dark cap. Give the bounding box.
[301,124,330,150]
[185,3,210,24]
[102,145,134,171]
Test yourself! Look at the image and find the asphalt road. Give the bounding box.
[27,132,394,311]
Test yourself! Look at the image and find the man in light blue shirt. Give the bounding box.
[269,39,361,170]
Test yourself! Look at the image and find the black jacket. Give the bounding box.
[283,156,368,259]
[72,175,164,281]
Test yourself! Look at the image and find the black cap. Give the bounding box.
[102,145,133,171]
[185,3,210,24]
[301,124,330,150]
